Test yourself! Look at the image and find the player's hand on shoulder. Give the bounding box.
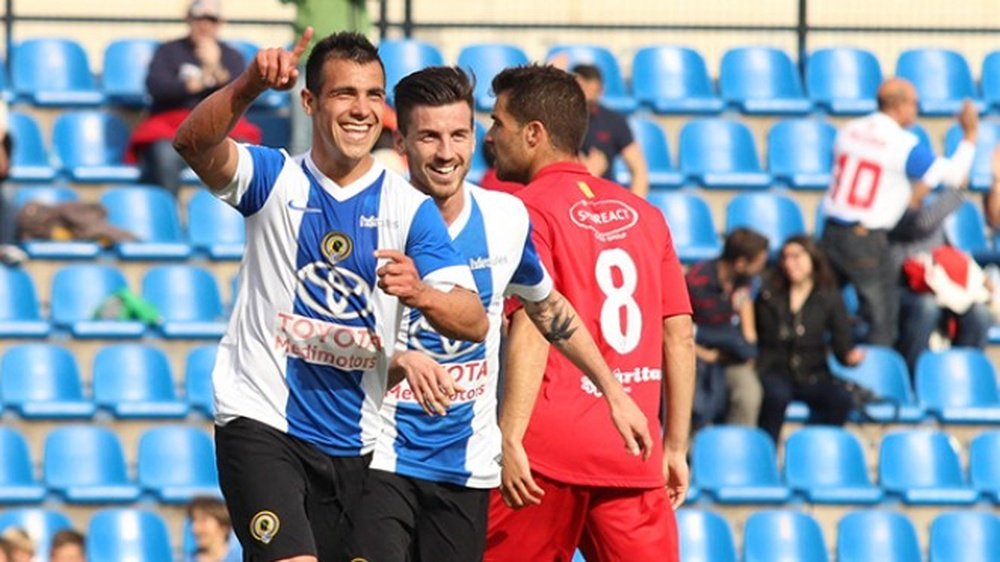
[607,392,654,461]
[375,249,428,308]
[391,350,463,417]
[247,27,313,91]
[499,440,544,509]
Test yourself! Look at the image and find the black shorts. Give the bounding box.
[215,417,370,561]
[345,469,489,562]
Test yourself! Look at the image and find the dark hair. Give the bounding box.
[393,66,475,135]
[50,530,84,553]
[187,496,232,530]
[491,64,587,154]
[305,32,383,95]
[769,234,837,292]
[0,537,12,560]
[571,63,603,84]
[721,228,769,263]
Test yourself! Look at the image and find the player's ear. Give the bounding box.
[300,88,315,116]
[525,120,545,148]
[393,129,405,154]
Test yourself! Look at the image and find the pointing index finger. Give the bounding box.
[290,27,314,61]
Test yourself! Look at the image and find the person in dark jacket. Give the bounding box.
[755,235,865,443]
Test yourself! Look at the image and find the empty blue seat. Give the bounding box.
[768,119,836,190]
[0,508,72,562]
[646,191,720,263]
[142,265,227,339]
[691,426,791,504]
[720,47,812,115]
[1,344,95,419]
[378,39,444,105]
[51,264,146,338]
[11,38,103,106]
[942,198,996,263]
[228,40,287,109]
[101,186,193,260]
[12,185,77,210]
[8,112,56,182]
[631,46,724,115]
[725,192,805,254]
[613,118,684,189]
[743,510,828,562]
[93,344,188,419]
[0,428,46,503]
[784,427,883,504]
[828,345,925,422]
[0,267,50,338]
[929,511,1000,562]
[678,119,771,189]
[675,509,738,562]
[916,349,1000,424]
[188,189,245,260]
[87,509,173,562]
[103,39,158,107]
[52,111,141,182]
[837,510,921,562]
[43,425,141,503]
[547,45,637,113]
[944,121,1000,192]
[186,345,217,417]
[896,49,983,116]
[457,44,529,111]
[806,47,881,115]
[970,431,1000,503]
[879,429,978,505]
[138,426,219,503]
[982,51,1000,111]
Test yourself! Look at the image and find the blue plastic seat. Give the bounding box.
[43,425,141,503]
[188,189,245,260]
[8,112,56,181]
[186,345,217,417]
[646,191,720,263]
[828,345,925,422]
[691,426,791,504]
[228,40,287,109]
[102,39,157,107]
[806,47,882,115]
[743,510,828,562]
[51,264,145,338]
[93,344,188,419]
[100,186,193,260]
[725,192,805,254]
[0,267,50,338]
[51,111,141,182]
[0,428,46,503]
[10,185,99,259]
[916,349,1000,424]
[943,121,1000,192]
[87,509,173,562]
[1,344,95,419]
[942,198,996,263]
[631,46,724,115]
[378,39,444,105]
[138,426,219,503]
[142,265,227,338]
[720,47,812,115]
[982,51,1000,111]
[929,511,1000,562]
[547,45,637,113]
[11,38,104,106]
[675,509,738,562]
[768,119,836,190]
[466,122,488,185]
[457,44,529,111]
[678,119,771,189]
[896,49,983,116]
[0,509,72,562]
[784,427,882,504]
[970,431,1000,503]
[879,429,978,505]
[612,118,684,189]
[837,510,922,562]
[12,185,77,210]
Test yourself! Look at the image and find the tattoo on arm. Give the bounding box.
[527,293,578,343]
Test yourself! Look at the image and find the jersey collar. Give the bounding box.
[531,161,590,183]
[303,152,386,202]
[447,184,474,239]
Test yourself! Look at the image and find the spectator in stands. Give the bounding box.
[48,530,85,562]
[186,496,239,562]
[128,0,260,196]
[0,100,26,266]
[686,228,769,430]
[571,64,649,198]
[820,78,977,347]
[985,146,1000,229]
[0,538,9,562]
[755,235,864,444]
[0,529,33,562]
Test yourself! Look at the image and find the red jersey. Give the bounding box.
[515,162,691,488]
[480,168,525,195]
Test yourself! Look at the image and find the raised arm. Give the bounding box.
[986,146,1000,229]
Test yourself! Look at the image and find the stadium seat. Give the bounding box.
[0,344,95,419]
[767,118,836,190]
[51,264,146,338]
[11,184,101,259]
[43,425,141,503]
[0,266,50,338]
[943,121,1000,192]
[87,509,173,562]
[0,428,46,503]
[915,349,1000,424]
[743,510,828,562]
[12,184,77,210]
[457,44,530,111]
[942,198,997,263]
[142,265,227,338]
[102,39,157,107]
[8,112,56,181]
[11,38,104,106]
[468,121,488,184]
[92,344,188,419]
[645,190,720,263]
[836,510,922,562]
[719,47,813,115]
[631,46,725,115]
[138,426,219,503]
[691,426,792,504]
[678,119,772,189]
[186,345,217,417]
[909,123,934,151]
[806,47,882,115]
[784,427,883,504]
[828,345,926,423]
[228,40,288,109]
[378,39,444,105]
[928,511,1000,562]
[188,189,245,260]
[0,508,72,562]
[100,186,193,260]
[546,45,637,113]
[895,48,983,116]
[878,429,979,505]
[982,50,1000,111]
[613,117,684,189]
[970,430,1000,503]
[675,509,738,562]
[724,192,806,254]
[51,111,141,182]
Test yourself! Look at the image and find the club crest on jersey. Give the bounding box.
[250,510,280,544]
[322,231,353,263]
[569,199,638,242]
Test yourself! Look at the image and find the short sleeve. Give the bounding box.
[904,142,935,180]
[505,225,554,303]
[214,144,286,216]
[405,199,476,291]
[612,113,635,153]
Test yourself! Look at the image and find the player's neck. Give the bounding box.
[435,189,466,226]
[527,148,576,182]
[310,148,375,187]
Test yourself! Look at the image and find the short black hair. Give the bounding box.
[571,63,603,84]
[721,228,769,263]
[305,32,383,95]
[491,64,587,154]
[393,66,475,135]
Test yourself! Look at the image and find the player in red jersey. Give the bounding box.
[483,65,696,562]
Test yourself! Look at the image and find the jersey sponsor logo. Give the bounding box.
[406,315,484,361]
[569,199,639,242]
[469,255,507,270]
[321,231,353,263]
[274,311,382,371]
[296,261,375,321]
[359,215,399,229]
[250,510,280,544]
[287,200,321,213]
[386,359,489,403]
[579,366,662,397]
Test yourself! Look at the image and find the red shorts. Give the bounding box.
[484,472,679,562]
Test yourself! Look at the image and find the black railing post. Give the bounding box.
[5,0,13,76]
[403,0,413,38]
[378,0,388,40]
[797,0,808,75]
